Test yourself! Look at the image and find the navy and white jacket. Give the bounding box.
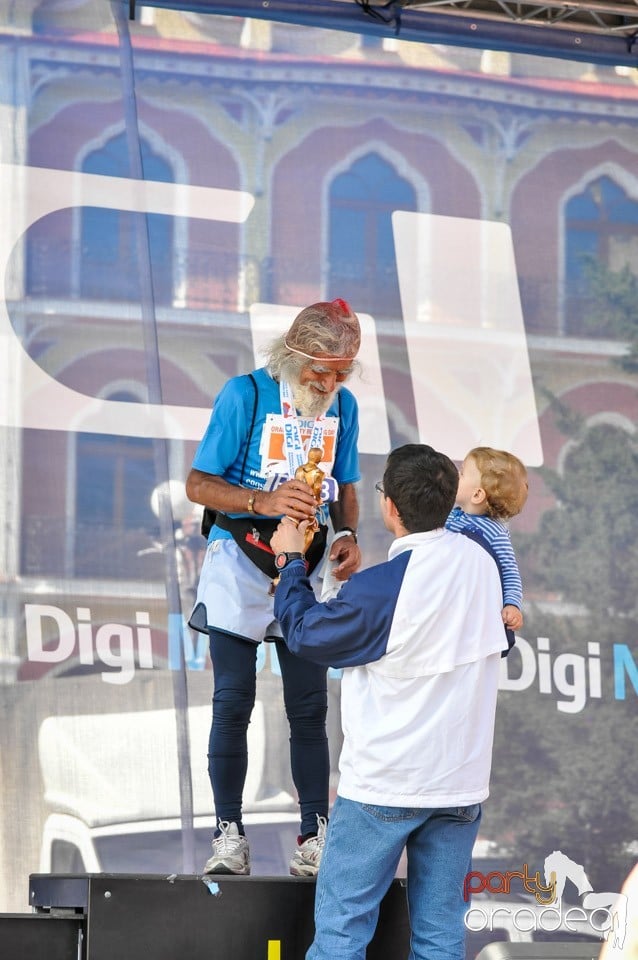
[274,528,505,808]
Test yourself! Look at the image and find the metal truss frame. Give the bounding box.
[124,0,638,65]
[404,0,638,39]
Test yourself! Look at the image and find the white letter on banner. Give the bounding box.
[0,164,254,439]
[25,604,75,663]
[393,211,543,466]
[76,607,96,665]
[499,636,537,691]
[95,623,136,685]
[135,612,154,669]
[0,167,542,462]
[554,653,587,714]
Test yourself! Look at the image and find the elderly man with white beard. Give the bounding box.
[186,299,362,878]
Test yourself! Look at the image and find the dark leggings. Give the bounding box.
[207,629,329,837]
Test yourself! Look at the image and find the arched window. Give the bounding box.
[565,176,638,336]
[328,153,416,318]
[74,391,161,578]
[81,133,174,303]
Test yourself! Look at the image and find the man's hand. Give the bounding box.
[271,517,309,556]
[329,535,362,581]
[186,469,317,520]
[502,605,523,630]
[261,479,317,522]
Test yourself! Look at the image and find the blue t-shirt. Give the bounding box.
[193,367,360,530]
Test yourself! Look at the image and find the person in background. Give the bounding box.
[271,443,506,960]
[186,299,362,877]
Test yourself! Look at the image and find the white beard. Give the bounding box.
[292,381,338,418]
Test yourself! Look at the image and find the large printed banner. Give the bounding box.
[0,164,540,459]
[0,2,636,950]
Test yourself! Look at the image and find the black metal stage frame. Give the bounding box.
[0,874,603,959]
[2,873,409,959]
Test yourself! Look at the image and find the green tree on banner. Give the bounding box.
[583,257,638,374]
[483,395,638,893]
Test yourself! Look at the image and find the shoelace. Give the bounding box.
[301,816,327,862]
[215,821,244,852]
[316,815,327,848]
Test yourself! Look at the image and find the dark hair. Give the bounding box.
[383,444,459,533]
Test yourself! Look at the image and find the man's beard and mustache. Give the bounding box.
[292,379,338,417]
[279,359,339,417]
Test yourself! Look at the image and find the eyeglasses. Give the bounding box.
[308,363,354,382]
[375,481,385,495]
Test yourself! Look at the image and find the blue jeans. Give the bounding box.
[308,794,482,960]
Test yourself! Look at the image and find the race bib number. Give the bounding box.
[262,473,339,503]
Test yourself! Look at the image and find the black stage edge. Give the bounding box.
[23,873,410,960]
[0,912,83,960]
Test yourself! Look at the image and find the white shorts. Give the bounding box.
[189,538,323,643]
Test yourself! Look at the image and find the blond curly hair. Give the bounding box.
[469,447,528,520]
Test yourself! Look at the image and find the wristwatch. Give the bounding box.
[275,551,305,571]
[337,526,358,544]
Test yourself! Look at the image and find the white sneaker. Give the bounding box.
[203,821,250,875]
[289,815,327,877]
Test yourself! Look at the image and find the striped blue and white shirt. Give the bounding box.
[445,506,522,609]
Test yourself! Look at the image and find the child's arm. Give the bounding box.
[481,521,524,630]
[453,514,524,634]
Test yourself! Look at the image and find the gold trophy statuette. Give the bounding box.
[294,447,324,553]
[269,448,325,596]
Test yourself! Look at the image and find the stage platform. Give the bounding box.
[7,872,411,959]
[1,873,603,960]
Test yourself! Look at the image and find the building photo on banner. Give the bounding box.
[0,0,637,956]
